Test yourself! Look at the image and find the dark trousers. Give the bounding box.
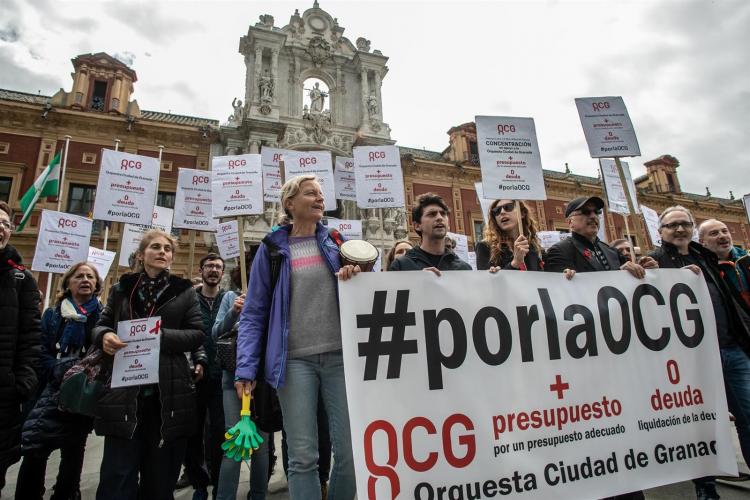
[96,395,186,500]
[15,433,88,500]
[184,377,225,490]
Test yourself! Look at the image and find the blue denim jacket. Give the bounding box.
[236,223,342,388]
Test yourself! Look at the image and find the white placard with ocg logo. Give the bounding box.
[211,154,264,218]
[261,147,286,203]
[32,210,92,273]
[575,96,641,158]
[111,316,161,388]
[93,149,159,225]
[353,145,404,209]
[174,168,217,231]
[215,220,241,260]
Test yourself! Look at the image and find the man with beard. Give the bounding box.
[544,196,656,279]
[389,193,471,273]
[181,253,227,500]
[0,201,40,496]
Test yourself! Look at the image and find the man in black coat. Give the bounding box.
[389,193,471,273]
[544,196,656,279]
[0,201,41,494]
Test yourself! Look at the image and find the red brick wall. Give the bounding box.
[412,183,455,231]
[0,133,42,196]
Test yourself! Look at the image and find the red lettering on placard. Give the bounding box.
[368,151,386,161]
[120,159,143,170]
[496,124,516,135]
[228,159,246,168]
[299,157,317,167]
[57,218,78,229]
[592,101,610,112]
[192,175,209,185]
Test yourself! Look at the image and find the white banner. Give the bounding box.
[93,149,158,225]
[151,205,173,233]
[173,168,218,231]
[339,271,736,499]
[326,218,363,240]
[353,145,405,209]
[743,194,750,224]
[87,246,116,278]
[537,230,563,250]
[111,316,161,388]
[447,231,469,262]
[475,116,547,201]
[215,220,241,260]
[600,159,639,215]
[211,154,263,218]
[334,156,357,202]
[641,204,662,247]
[475,182,494,226]
[261,147,285,203]
[32,210,92,273]
[575,96,641,158]
[282,150,336,211]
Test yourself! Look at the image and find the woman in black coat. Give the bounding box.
[16,262,103,500]
[0,201,41,496]
[93,229,204,500]
[475,198,544,271]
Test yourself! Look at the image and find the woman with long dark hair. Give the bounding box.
[93,229,204,500]
[475,199,544,271]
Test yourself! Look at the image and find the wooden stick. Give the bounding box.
[188,230,197,277]
[516,200,524,239]
[614,157,647,252]
[238,216,247,293]
[623,213,635,263]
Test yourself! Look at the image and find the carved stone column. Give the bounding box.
[373,70,382,120]
[254,47,264,105]
[360,69,369,123]
[271,49,279,105]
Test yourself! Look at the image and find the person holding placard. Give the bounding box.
[389,193,472,273]
[0,201,41,497]
[92,229,204,500]
[235,175,360,500]
[475,199,543,272]
[17,262,103,500]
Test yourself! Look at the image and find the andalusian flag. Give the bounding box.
[17,152,61,231]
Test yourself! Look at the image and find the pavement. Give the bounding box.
[3,431,749,499]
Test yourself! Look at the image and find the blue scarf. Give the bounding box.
[59,296,101,355]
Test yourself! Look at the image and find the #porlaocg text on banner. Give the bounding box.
[261,147,285,203]
[641,204,662,247]
[173,168,218,232]
[339,271,736,500]
[475,116,546,201]
[215,220,241,260]
[32,210,92,273]
[88,246,116,278]
[282,150,336,211]
[334,156,357,202]
[600,159,639,215]
[353,145,405,209]
[93,149,158,225]
[212,154,264,218]
[575,96,641,158]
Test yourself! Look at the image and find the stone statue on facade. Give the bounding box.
[259,71,274,101]
[229,98,243,125]
[367,91,378,117]
[308,82,327,113]
[356,37,371,52]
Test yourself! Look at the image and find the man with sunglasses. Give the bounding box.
[650,208,750,499]
[545,196,656,279]
[390,193,471,273]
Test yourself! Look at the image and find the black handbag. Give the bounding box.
[58,347,111,417]
[216,322,239,372]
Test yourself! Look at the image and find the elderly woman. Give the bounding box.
[16,262,103,500]
[475,199,544,271]
[93,229,204,500]
[236,174,359,500]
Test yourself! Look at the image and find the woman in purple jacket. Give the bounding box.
[235,175,359,500]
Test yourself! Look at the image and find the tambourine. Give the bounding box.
[340,239,379,272]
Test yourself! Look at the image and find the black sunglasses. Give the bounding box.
[571,207,602,217]
[491,202,516,217]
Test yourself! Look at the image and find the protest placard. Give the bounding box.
[87,246,116,278]
[575,97,641,158]
[261,147,285,203]
[447,231,469,262]
[32,210,92,273]
[282,150,336,211]
[215,220,241,260]
[467,251,477,270]
[173,168,217,231]
[334,156,357,202]
[353,145,405,209]
[641,204,662,247]
[537,230,563,250]
[326,218,363,240]
[93,149,159,225]
[211,154,263,218]
[475,116,546,200]
[600,159,639,215]
[475,182,494,225]
[151,205,173,233]
[339,270,736,499]
[111,316,161,388]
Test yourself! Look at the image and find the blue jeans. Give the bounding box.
[721,346,750,465]
[277,351,355,500]
[215,371,269,500]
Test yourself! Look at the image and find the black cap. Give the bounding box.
[564,196,605,217]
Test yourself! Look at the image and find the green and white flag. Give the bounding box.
[17,152,61,231]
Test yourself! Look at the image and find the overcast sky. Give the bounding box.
[1,0,748,200]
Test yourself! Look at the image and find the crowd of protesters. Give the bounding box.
[0,176,748,500]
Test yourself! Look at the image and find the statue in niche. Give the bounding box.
[308,82,327,113]
[367,91,378,117]
[258,70,274,116]
[229,98,243,124]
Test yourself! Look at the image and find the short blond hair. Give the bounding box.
[280,174,319,219]
[134,229,178,273]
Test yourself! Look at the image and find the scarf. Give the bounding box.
[59,295,101,354]
[136,270,170,317]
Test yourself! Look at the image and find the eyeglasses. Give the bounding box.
[201,263,224,270]
[571,207,602,217]
[0,221,13,231]
[491,202,516,217]
[660,221,694,230]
